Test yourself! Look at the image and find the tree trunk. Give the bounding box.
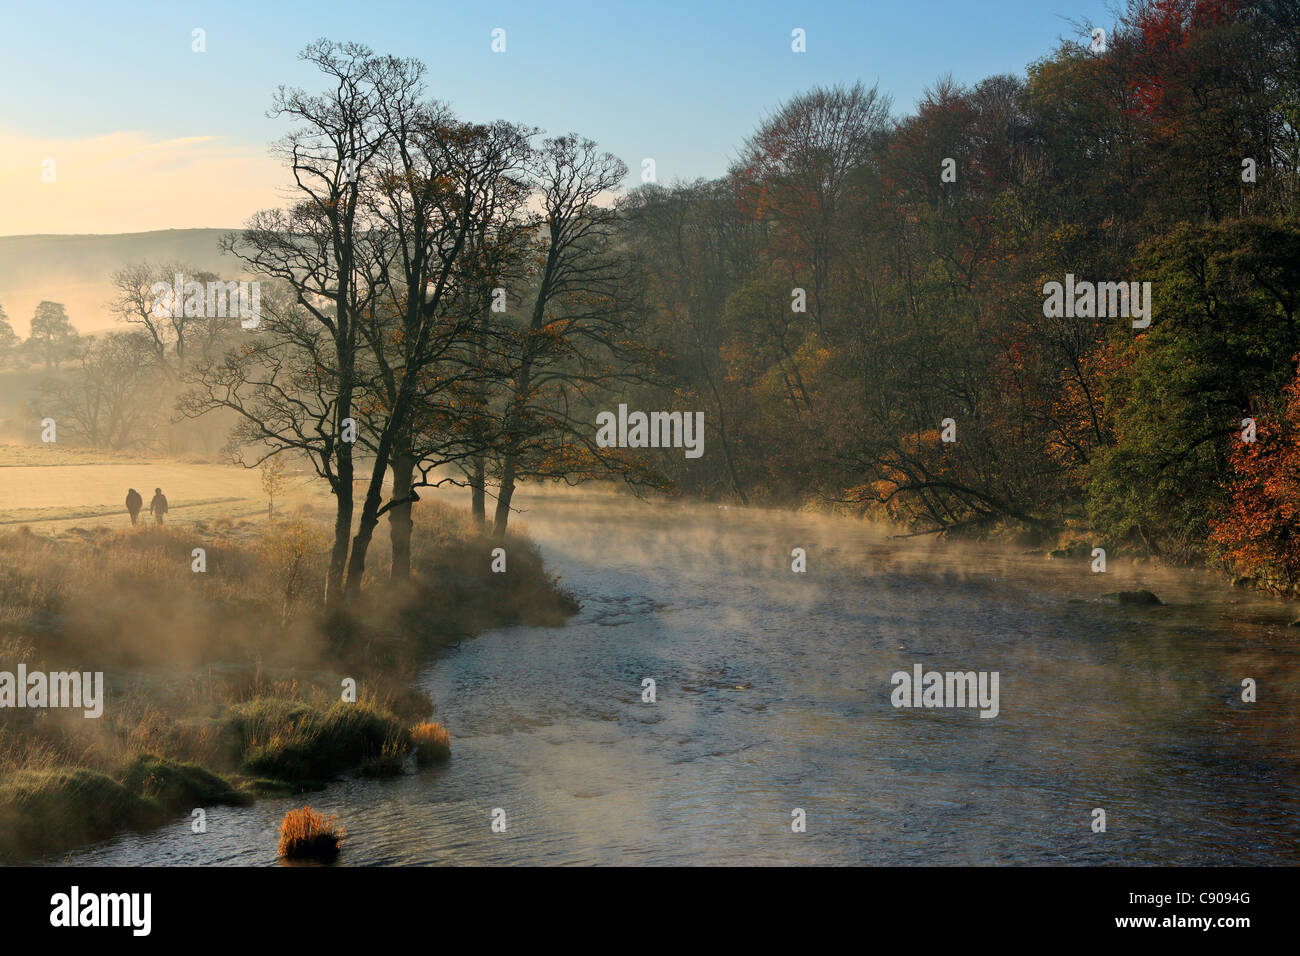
[343,399,402,602]
[324,295,357,612]
[326,456,353,612]
[469,454,486,529]
[492,454,516,539]
[344,499,380,603]
[389,448,416,581]
[344,458,389,603]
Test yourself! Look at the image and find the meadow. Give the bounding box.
[0,443,577,862]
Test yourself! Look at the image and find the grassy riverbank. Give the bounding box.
[0,501,577,862]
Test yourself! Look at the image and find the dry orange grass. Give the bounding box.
[411,721,451,766]
[0,521,327,669]
[277,806,345,861]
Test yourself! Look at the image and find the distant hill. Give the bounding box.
[0,230,244,336]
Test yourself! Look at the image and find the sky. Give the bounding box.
[0,0,1121,236]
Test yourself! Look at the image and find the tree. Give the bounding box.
[731,82,891,341]
[193,40,404,612]
[620,179,766,503]
[41,332,161,448]
[1088,218,1300,558]
[484,134,654,539]
[1211,364,1300,592]
[261,454,288,519]
[0,303,19,368]
[346,106,533,586]
[108,261,237,380]
[26,301,78,371]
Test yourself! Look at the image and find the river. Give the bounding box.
[55,487,1300,865]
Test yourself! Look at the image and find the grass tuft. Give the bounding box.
[278,806,345,861]
[229,697,409,782]
[411,721,451,766]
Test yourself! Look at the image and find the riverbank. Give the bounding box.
[792,493,1300,607]
[0,502,577,862]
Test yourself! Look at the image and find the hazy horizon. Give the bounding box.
[0,229,245,336]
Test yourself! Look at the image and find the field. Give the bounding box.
[0,443,329,537]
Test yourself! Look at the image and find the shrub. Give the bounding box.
[228,697,408,782]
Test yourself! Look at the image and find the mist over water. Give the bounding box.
[57,487,1300,865]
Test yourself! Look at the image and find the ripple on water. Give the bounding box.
[56,489,1300,866]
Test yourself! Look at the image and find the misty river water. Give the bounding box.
[56,487,1300,865]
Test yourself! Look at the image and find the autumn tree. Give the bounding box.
[731,82,890,342]
[1211,364,1300,592]
[483,134,656,538]
[349,101,533,584]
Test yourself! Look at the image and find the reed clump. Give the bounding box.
[411,721,451,766]
[278,806,345,861]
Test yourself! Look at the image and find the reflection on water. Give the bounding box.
[58,488,1300,865]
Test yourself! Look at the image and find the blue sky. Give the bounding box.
[1,0,1121,232]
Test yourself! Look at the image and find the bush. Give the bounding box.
[120,754,251,813]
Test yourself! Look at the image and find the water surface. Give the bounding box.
[59,488,1300,865]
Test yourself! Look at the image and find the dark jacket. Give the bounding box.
[126,490,143,512]
[149,493,168,515]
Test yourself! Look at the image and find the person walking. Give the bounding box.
[125,488,143,525]
[149,487,169,526]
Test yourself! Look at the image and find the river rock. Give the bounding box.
[1102,589,1163,606]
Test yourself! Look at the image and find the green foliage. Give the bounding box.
[1087,219,1300,558]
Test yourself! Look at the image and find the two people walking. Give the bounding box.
[125,487,168,526]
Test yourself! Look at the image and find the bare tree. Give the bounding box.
[200,40,401,611]
[731,82,891,339]
[108,261,233,380]
[42,332,160,449]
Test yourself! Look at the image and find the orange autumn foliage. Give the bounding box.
[277,806,345,861]
[1211,369,1300,593]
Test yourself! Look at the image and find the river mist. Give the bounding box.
[57,485,1300,866]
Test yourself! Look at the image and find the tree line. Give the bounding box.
[614,0,1300,591]
[0,301,79,371]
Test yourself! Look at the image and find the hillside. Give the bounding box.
[0,229,243,336]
